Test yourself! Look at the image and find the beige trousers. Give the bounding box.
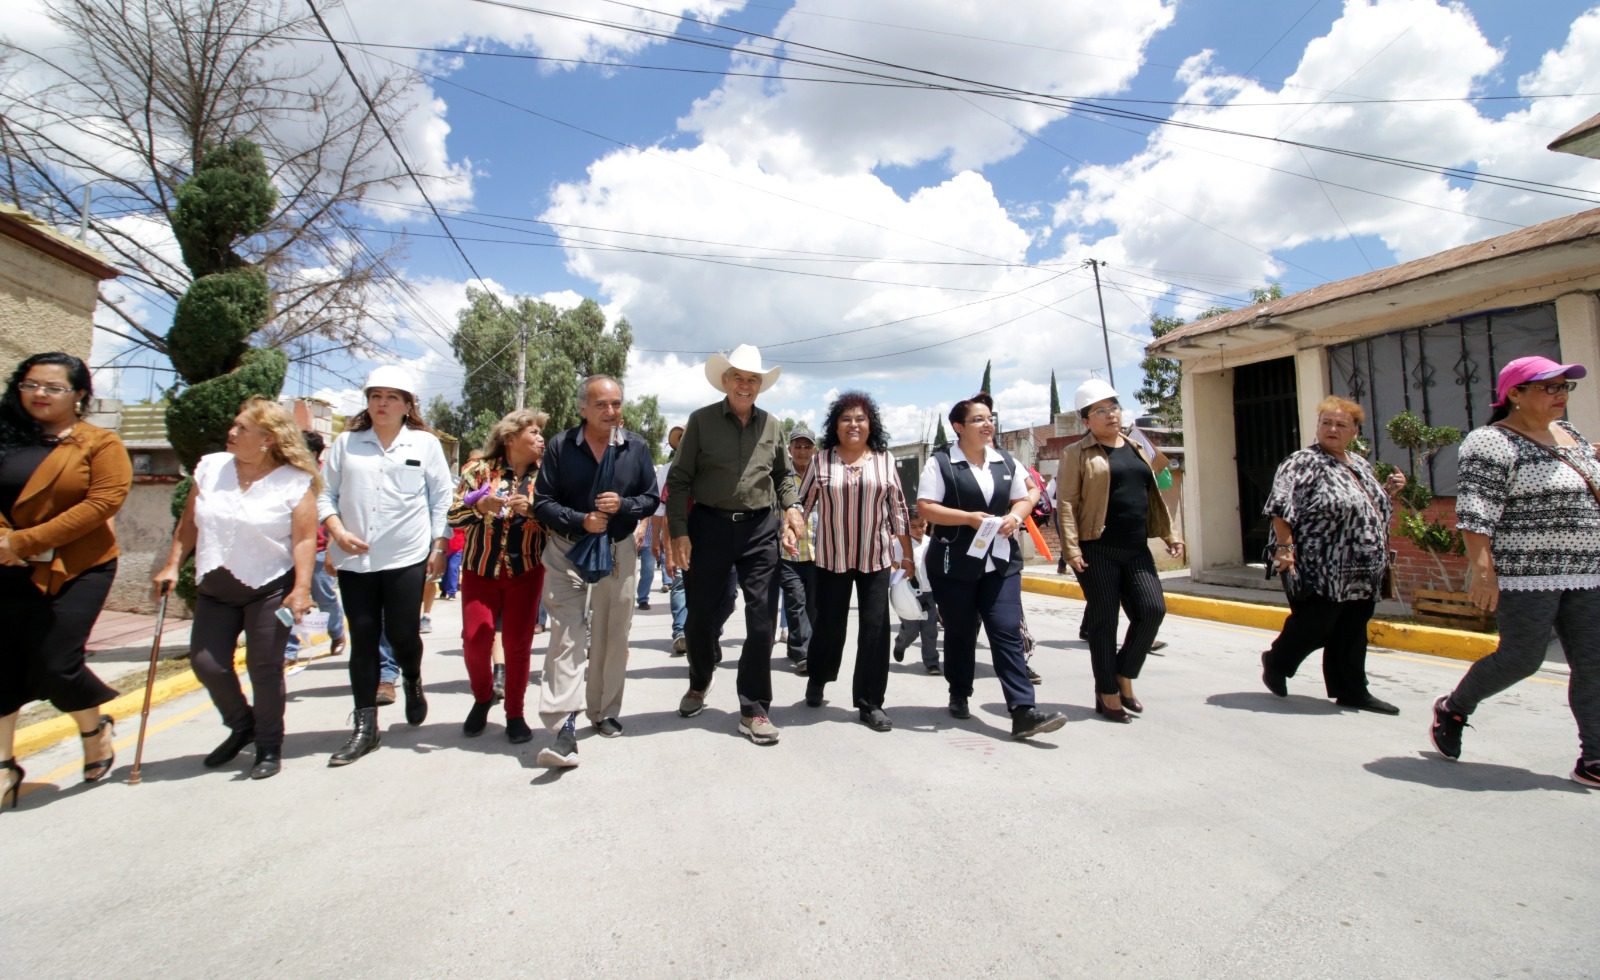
[538,531,638,731]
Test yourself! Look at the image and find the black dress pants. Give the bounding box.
[930,569,1035,711]
[1077,539,1166,695]
[0,560,118,716]
[190,567,292,747]
[685,507,779,715]
[338,560,427,710]
[1264,593,1376,700]
[807,567,891,708]
[778,558,815,662]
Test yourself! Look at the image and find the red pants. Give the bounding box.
[461,567,544,718]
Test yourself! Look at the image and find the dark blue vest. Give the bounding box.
[926,448,1024,582]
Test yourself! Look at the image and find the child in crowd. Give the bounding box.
[892,514,940,674]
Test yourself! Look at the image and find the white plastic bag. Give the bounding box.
[889,575,924,621]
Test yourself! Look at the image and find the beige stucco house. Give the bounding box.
[1148,207,1600,585]
[0,204,119,366]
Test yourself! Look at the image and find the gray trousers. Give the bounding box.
[1449,587,1600,760]
[894,592,939,667]
[538,532,638,731]
[190,568,292,748]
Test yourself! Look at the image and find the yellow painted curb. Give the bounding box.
[1020,574,1497,663]
[14,634,332,761]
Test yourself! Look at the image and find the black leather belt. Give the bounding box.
[701,506,771,523]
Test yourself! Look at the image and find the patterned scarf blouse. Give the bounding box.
[1264,445,1392,602]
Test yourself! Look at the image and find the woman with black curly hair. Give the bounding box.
[0,352,131,805]
[796,391,912,731]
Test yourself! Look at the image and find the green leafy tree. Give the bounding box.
[621,394,668,463]
[451,289,655,445]
[426,395,473,464]
[934,418,950,450]
[1049,371,1061,418]
[979,360,992,395]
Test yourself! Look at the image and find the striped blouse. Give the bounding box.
[797,448,911,574]
[446,457,546,579]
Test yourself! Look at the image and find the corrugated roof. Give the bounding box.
[1549,111,1600,159]
[1149,206,1600,354]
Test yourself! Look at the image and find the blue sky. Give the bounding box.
[25,0,1600,443]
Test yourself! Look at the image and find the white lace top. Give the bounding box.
[193,452,313,589]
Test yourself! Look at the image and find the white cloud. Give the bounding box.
[683,0,1176,175]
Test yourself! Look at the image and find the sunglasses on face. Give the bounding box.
[1519,381,1578,395]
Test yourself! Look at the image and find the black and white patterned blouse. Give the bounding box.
[1263,445,1392,602]
[1455,421,1600,591]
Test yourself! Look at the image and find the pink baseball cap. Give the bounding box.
[1492,355,1587,407]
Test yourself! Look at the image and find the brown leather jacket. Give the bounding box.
[1056,435,1177,561]
[1,422,132,594]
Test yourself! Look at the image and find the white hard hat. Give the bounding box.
[1073,378,1119,413]
[363,364,417,399]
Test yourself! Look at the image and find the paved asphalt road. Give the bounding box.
[5,585,1594,978]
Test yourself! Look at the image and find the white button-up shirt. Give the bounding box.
[916,443,1031,571]
[317,426,452,573]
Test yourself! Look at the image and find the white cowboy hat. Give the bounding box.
[705,344,781,393]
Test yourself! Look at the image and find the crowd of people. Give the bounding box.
[2,346,1597,807]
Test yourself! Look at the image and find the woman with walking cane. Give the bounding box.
[0,353,131,807]
[153,398,318,779]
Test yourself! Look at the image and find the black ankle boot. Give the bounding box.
[403,677,427,726]
[328,708,380,767]
[204,725,254,768]
[250,746,281,780]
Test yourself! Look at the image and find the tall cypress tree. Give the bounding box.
[163,140,284,597]
[934,418,950,449]
[1049,370,1061,418]
[979,360,991,395]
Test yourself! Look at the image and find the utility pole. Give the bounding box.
[514,314,528,410]
[1084,258,1115,388]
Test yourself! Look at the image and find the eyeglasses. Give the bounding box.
[963,415,995,425]
[1088,405,1122,418]
[1519,381,1578,395]
[18,382,74,396]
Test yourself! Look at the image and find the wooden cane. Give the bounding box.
[128,583,171,786]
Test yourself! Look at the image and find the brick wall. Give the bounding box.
[1390,497,1469,600]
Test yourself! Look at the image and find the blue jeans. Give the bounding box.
[285,552,344,659]
[668,568,687,638]
[441,550,463,597]
[637,544,657,604]
[378,630,398,684]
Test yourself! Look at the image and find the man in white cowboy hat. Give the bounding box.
[665,344,804,745]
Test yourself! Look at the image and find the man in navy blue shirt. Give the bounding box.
[532,375,660,768]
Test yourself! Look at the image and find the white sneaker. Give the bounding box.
[419,615,433,634]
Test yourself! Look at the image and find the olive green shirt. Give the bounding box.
[666,398,798,537]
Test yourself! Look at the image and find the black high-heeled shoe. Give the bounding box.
[2,758,24,809]
[1120,693,1144,714]
[81,713,116,782]
[1094,695,1132,724]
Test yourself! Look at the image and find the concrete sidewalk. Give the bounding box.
[4,579,1594,978]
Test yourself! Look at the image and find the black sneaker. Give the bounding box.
[926,663,942,675]
[1011,705,1067,739]
[1572,757,1600,788]
[537,729,579,768]
[506,717,533,744]
[1429,695,1469,760]
[1261,651,1288,698]
[948,696,970,720]
[462,700,491,737]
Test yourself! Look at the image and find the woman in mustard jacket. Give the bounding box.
[1058,380,1182,723]
[0,353,132,807]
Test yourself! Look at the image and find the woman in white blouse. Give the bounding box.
[317,366,452,766]
[154,398,318,780]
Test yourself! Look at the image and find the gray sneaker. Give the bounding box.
[419,615,433,634]
[672,634,687,655]
[739,714,780,745]
[678,688,707,718]
[536,729,579,768]
[597,717,623,738]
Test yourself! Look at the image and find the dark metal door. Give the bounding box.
[1233,357,1300,562]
